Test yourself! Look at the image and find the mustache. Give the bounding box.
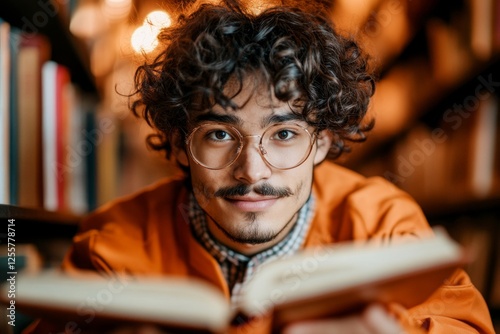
[214,183,293,198]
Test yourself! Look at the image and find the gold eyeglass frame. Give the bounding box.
[185,122,317,170]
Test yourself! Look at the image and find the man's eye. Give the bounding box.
[275,130,294,140]
[209,130,232,141]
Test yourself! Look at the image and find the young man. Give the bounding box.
[26,1,493,333]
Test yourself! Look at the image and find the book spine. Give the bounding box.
[56,64,70,211]
[66,87,88,214]
[17,34,50,208]
[42,61,58,211]
[0,20,10,205]
[470,96,498,198]
[8,27,21,206]
[85,109,97,211]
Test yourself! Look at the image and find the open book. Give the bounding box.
[1,228,465,333]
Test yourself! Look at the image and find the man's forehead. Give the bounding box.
[189,74,306,127]
[192,107,304,128]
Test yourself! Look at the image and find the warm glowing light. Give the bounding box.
[130,10,172,54]
[131,25,159,53]
[144,11,172,29]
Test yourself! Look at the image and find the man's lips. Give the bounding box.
[224,196,279,211]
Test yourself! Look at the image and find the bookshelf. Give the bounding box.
[340,0,500,327]
[351,58,500,213]
[342,0,500,210]
[1,0,97,238]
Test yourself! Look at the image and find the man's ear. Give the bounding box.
[313,129,333,165]
[171,131,190,167]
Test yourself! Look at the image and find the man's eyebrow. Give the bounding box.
[194,112,242,126]
[261,113,306,127]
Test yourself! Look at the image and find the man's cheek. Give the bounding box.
[192,186,212,208]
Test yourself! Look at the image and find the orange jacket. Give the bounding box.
[25,162,494,333]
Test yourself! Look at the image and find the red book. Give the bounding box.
[42,61,71,212]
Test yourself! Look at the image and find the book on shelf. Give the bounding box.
[17,33,50,208]
[42,61,71,212]
[84,108,98,212]
[95,109,122,206]
[0,228,465,333]
[8,26,21,206]
[66,86,89,215]
[469,95,498,198]
[0,19,10,205]
[441,104,479,203]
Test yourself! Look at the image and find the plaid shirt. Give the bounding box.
[188,192,315,304]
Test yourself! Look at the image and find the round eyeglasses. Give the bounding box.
[186,123,317,170]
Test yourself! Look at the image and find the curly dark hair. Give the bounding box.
[130,0,375,164]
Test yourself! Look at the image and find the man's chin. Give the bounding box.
[219,222,279,245]
[205,208,298,248]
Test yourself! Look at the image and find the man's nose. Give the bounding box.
[232,139,272,184]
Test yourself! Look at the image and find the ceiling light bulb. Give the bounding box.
[144,10,172,29]
[131,25,159,53]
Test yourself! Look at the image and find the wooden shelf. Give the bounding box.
[0,205,79,243]
[424,196,500,221]
[2,0,97,94]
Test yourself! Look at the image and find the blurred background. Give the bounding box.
[1,0,499,331]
